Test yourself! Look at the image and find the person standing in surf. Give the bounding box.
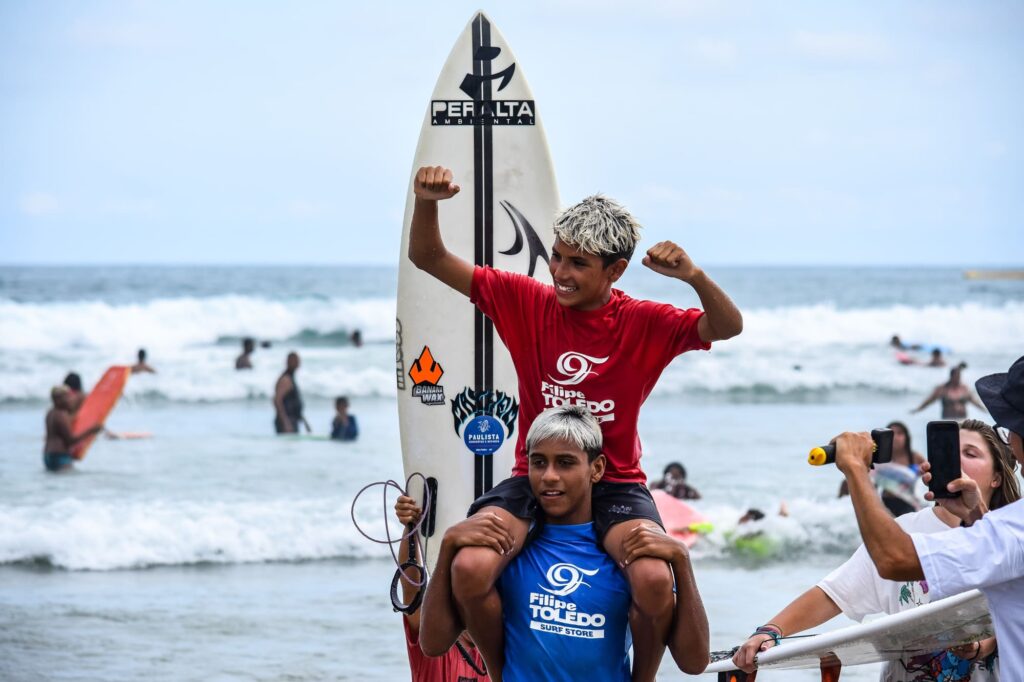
[913,364,987,420]
[273,352,310,434]
[131,348,156,374]
[421,406,709,680]
[44,385,103,472]
[409,166,740,679]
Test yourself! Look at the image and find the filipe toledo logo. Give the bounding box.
[432,45,535,126]
[528,562,607,639]
[541,562,598,597]
[408,346,445,405]
[451,387,519,455]
[548,351,609,386]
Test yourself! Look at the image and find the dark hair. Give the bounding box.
[886,421,913,459]
[138,348,147,361]
[243,337,255,351]
[63,372,82,392]
[961,419,1021,510]
[335,396,349,409]
[663,462,687,479]
[745,508,766,522]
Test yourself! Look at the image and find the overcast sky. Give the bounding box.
[2,1,1022,266]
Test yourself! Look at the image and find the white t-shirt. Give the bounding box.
[820,508,998,681]
[913,499,1024,681]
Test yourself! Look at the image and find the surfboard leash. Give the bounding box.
[349,472,434,613]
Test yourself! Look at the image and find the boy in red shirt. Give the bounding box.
[395,495,489,682]
[410,166,742,680]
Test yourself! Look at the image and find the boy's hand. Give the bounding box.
[414,166,461,201]
[395,494,422,526]
[620,524,687,566]
[441,513,514,555]
[642,241,700,282]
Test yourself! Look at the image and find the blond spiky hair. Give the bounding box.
[552,194,642,264]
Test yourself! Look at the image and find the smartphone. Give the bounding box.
[927,421,962,499]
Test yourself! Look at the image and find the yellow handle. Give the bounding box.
[808,447,828,466]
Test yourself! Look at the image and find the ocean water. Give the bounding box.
[1,265,1021,681]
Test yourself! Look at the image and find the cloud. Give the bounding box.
[20,192,60,217]
[793,31,889,63]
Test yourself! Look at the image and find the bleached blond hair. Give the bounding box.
[552,194,642,265]
[525,406,603,462]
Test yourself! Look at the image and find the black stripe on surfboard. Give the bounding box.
[472,14,495,498]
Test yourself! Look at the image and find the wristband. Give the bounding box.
[752,624,783,647]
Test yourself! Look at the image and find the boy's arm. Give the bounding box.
[408,166,474,298]
[622,526,709,675]
[419,513,514,656]
[395,496,424,635]
[643,241,742,342]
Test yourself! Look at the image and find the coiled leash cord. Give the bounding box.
[350,473,432,613]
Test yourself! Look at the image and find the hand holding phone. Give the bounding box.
[926,421,962,499]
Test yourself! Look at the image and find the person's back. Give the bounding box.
[43,385,102,472]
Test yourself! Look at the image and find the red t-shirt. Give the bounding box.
[404,618,488,682]
[471,266,709,483]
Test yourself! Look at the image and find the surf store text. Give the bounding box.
[528,592,606,636]
[431,100,536,126]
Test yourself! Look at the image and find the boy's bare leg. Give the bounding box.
[450,506,530,680]
[603,518,674,682]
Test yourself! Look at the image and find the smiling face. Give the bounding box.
[959,428,1000,507]
[528,437,605,524]
[548,238,627,311]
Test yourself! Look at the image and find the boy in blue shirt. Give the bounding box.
[421,406,709,680]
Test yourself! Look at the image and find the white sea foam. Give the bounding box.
[0,295,395,353]
[0,494,861,571]
[2,296,1021,403]
[0,497,396,571]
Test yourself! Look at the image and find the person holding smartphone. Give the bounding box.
[830,355,1024,681]
[732,419,1018,678]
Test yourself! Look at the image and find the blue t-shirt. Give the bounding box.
[330,415,358,441]
[497,522,631,682]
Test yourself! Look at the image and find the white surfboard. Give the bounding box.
[396,12,559,571]
[705,590,993,675]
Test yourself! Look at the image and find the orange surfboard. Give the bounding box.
[651,489,708,548]
[71,366,131,460]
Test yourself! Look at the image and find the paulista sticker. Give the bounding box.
[408,346,445,405]
[452,387,519,456]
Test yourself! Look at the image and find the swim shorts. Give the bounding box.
[467,476,663,542]
[43,452,73,472]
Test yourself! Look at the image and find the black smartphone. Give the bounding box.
[927,421,962,499]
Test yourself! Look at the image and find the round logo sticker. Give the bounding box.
[463,415,504,456]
